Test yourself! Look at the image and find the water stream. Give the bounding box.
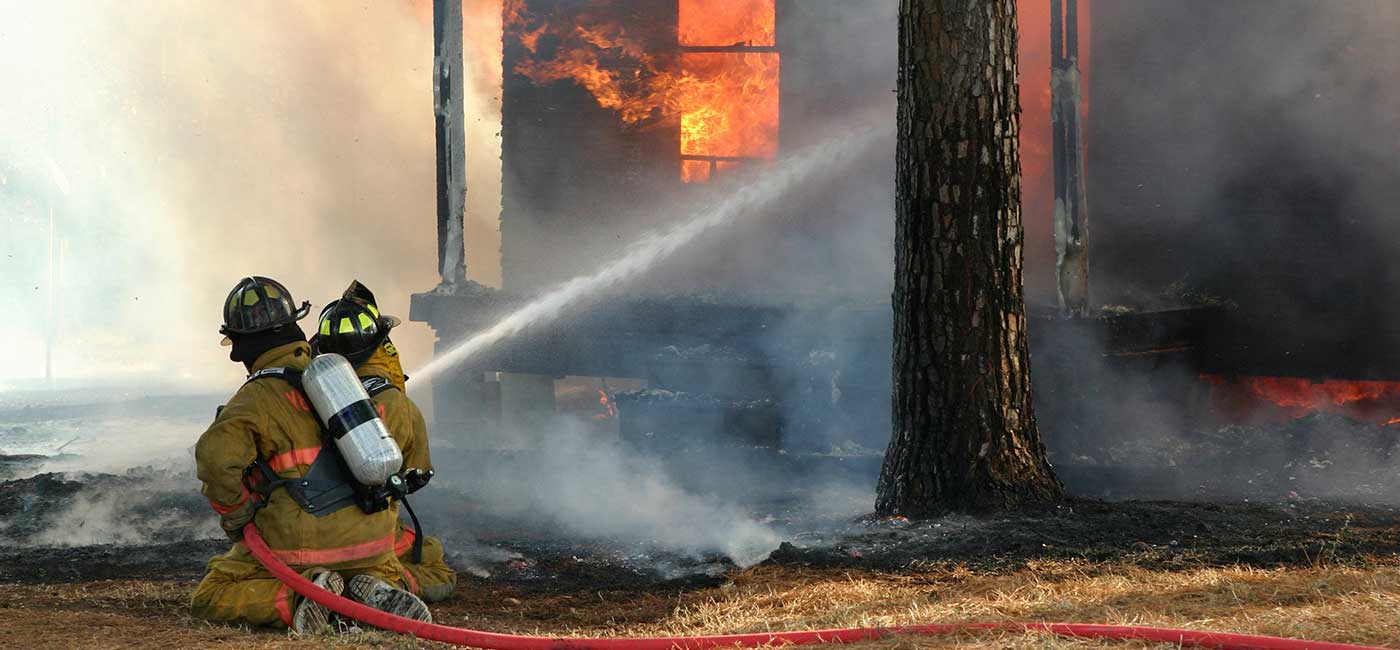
[412,125,879,384]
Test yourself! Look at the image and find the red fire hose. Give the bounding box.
[243,525,1387,650]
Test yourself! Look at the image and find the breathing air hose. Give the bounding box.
[243,525,1385,650]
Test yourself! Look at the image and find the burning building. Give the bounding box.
[412,0,1400,456]
[412,0,898,450]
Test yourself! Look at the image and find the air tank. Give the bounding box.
[301,353,403,486]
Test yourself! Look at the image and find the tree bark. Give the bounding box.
[877,0,1063,517]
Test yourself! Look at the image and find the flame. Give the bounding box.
[506,0,779,183]
[677,0,778,183]
[505,2,680,124]
[679,52,779,158]
[679,0,774,48]
[1204,374,1400,424]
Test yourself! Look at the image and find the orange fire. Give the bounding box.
[505,0,779,184]
[679,53,779,158]
[1243,377,1400,409]
[1205,374,1400,424]
[678,0,778,183]
[679,0,774,48]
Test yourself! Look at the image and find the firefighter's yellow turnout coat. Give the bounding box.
[190,341,452,626]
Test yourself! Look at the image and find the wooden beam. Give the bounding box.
[1052,0,1090,316]
[433,0,467,285]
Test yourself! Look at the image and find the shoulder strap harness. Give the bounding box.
[241,367,357,518]
[239,368,425,562]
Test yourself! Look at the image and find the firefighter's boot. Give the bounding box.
[346,573,433,623]
[291,568,344,636]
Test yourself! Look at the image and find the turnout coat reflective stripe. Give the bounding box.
[194,341,401,570]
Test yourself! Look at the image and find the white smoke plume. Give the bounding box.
[24,487,220,549]
[0,2,506,391]
[461,418,783,567]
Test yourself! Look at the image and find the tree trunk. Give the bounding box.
[877,0,1063,517]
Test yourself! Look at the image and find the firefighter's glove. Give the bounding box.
[402,468,434,495]
[218,499,258,543]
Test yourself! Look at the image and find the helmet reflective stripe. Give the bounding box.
[243,290,261,306]
[315,283,394,365]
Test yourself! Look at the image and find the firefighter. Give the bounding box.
[190,276,433,634]
[312,280,458,603]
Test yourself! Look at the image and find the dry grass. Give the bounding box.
[638,562,1400,649]
[5,559,1400,650]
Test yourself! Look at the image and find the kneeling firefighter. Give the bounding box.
[191,276,433,634]
[312,280,457,602]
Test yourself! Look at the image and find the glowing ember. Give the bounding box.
[1242,377,1400,409]
[596,389,618,420]
[1205,374,1400,424]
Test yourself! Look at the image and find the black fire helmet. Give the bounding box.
[219,276,311,346]
[312,280,401,365]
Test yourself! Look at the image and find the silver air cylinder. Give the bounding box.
[301,353,403,486]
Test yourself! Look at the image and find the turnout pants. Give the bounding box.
[395,526,457,602]
[190,544,408,629]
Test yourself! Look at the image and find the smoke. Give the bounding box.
[24,486,219,548]
[475,0,1400,512]
[407,114,886,567]
[1091,1,1400,325]
[452,417,783,567]
[1022,0,1400,501]
[414,122,884,384]
[0,2,506,389]
[6,0,1398,577]
[0,471,218,549]
[399,5,902,563]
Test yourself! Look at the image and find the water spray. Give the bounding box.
[411,125,881,384]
